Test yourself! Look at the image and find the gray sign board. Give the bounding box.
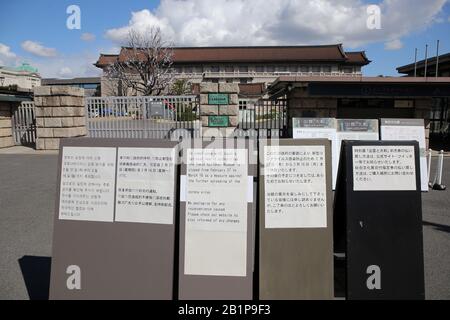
[259,139,334,299]
[49,138,179,299]
[178,138,256,299]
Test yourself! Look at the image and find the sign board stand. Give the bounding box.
[50,138,179,299]
[178,138,256,299]
[380,118,428,191]
[334,140,425,300]
[259,139,334,299]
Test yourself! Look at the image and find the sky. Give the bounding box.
[0,0,449,78]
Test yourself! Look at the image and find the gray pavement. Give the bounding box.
[0,153,449,300]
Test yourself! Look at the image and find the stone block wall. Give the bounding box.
[34,86,87,150]
[199,83,240,137]
[0,101,14,149]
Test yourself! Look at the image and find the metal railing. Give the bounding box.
[238,98,288,138]
[85,95,201,139]
[12,101,36,146]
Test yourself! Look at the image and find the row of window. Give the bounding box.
[171,65,359,74]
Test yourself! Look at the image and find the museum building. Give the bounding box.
[95,44,370,96]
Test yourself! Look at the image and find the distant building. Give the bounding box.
[397,52,450,77]
[95,44,370,96]
[41,77,101,96]
[0,63,41,90]
[397,53,450,145]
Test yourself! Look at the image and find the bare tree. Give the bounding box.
[169,78,193,95]
[105,27,175,96]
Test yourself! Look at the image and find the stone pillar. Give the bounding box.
[0,101,14,149]
[34,86,87,150]
[199,83,239,138]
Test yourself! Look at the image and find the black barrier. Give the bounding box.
[334,140,425,300]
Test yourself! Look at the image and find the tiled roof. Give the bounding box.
[95,45,370,68]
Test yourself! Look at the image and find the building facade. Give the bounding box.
[41,77,101,97]
[0,63,41,90]
[268,76,450,148]
[397,52,450,145]
[397,52,450,77]
[95,44,370,96]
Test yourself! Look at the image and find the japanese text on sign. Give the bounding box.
[353,145,416,191]
[115,148,176,224]
[59,147,116,222]
[264,145,327,228]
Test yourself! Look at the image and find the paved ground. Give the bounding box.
[0,153,449,300]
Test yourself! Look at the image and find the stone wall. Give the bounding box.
[34,86,87,150]
[0,101,14,149]
[199,83,239,137]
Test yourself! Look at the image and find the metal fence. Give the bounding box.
[85,96,201,139]
[238,98,288,138]
[12,101,36,146]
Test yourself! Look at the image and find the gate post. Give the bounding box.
[34,86,87,150]
[0,101,14,149]
[200,83,239,138]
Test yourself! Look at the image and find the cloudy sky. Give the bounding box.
[0,0,449,78]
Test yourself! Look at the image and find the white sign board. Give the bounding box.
[264,145,327,228]
[353,145,417,191]
[115,147,176,224]
[184,148,248,277]
[59,147,116,222]
[380,119,428,191]
[335,119,379,188]
[293,118,338,190]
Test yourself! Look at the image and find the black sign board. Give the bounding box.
[334,140,425,300]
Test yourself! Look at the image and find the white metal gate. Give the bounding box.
[12,101,36,146]
[85,96,201,139]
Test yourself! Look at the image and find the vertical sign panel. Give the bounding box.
[334,140,424,300]
[380,119,428,191]
[179,139,255,300]
[184,148,248,277]
[50,138,178,300]
[259,139,333,300]
[292,118,338,190]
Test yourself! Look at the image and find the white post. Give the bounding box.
[432,150,446,190]
[437,150,444,185]
[427,149,432,186]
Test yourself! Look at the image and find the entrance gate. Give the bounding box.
[238,98,288,138]
[11,101,36,146]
